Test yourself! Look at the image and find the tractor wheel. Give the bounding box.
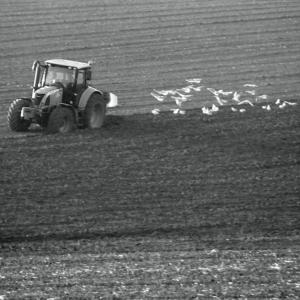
[84,93,106,129]
[7,98,32,131]
[46,106,75,134]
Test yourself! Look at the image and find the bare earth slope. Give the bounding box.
[0,0,300,299]
[1,105,300,298]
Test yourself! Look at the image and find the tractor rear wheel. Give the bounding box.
[7,98,32,131]
[47,106,75,134]
[84,93,106,129]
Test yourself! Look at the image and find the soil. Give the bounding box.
[0,0,299,299]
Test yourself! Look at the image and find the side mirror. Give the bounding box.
[86,70,92,81]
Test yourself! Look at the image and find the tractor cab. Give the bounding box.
[32,59,92,105]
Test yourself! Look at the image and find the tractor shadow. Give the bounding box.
[102,114,126,129]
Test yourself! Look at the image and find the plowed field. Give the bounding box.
[0,0,300,299]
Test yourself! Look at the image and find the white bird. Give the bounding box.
[214,95,226,106]
[189,85,203,92]
[279,102,286,109]
[186,78,202,84]
[174,91,192,99]
[151,92,165,102]
[172,94,192,106]
[179,109,186,115]
[284,101,297,106]
[178,85,202,93]
[262,105,271,111]
[153,89,177,96]
[207,87,218,95]
[232,91,241,102]
[176,85,203,94]
[256,94,268,101]
[238,99,254,106]
[207,88,229,105]
[211,104,219,112]
[172,97,184,107]
[275,99,281,105]
[231,107,238,112]
[245,90,256,96]
[218,90,233,96]
[151,108,160,115]
[202,107,212,115]
[239,108,246,113]
[171,108,180,114]
[244,83,257,87]
[178,86,193,93]
[173,93,192,107]
[208,249,218,255]
[269,263,281,270]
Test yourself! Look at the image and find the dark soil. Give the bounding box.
[0,104,299,298]
[1,0,300,298]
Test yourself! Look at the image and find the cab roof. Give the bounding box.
[45,59,91,70]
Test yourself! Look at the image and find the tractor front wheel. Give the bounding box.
[47,106,75,134]
[7,98,32,131]
[84,93,106,129]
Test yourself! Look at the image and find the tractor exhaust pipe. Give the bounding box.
[31,60,46,98]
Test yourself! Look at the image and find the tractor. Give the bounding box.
[7,59,118,133]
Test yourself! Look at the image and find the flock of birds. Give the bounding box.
[150,78,297,115]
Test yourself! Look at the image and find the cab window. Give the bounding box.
[76,70,85,92]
